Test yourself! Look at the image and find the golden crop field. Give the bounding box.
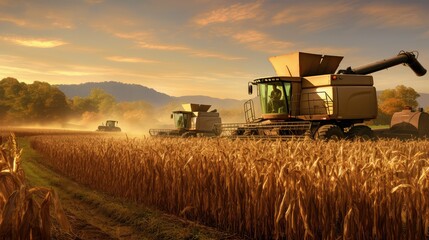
[0,134,70,239]
[29,135,429,239]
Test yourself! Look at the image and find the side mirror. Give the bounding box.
[170,114,173,119]
[248,83,253,95]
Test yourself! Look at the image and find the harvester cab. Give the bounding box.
[216,50,427,140]
[149,103,221,137]
[97,120,121,132]
[171,111,192,129]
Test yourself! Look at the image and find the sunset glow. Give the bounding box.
[0,0,428,99]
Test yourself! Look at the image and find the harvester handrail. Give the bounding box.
[299,91,334,116]
[244,99,256,123]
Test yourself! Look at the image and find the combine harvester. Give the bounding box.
[149,103,221,137]
[97,120,121,132]
[215,51,427,140]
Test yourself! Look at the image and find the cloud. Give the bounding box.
[113,31,153,41]
[0,16,29,27]
[359,3,426,28]
[106,29,244,60]
[45,13,74,29]
[189,51,245,60]
[272,2,352,32]
[193,2,262,26]
[137,41,189,51]
[97,21,244,60]
[232,30,293,53]
[0,9,75,29]
[50,70,96,76]
[0,36,68,48]
[106,56,159,63]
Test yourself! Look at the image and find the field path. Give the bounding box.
[19,137,241,240]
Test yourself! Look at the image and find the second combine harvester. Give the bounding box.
[216,50,427,140]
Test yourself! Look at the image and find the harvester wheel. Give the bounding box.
[346,125,374,140]
[314,125,344,141]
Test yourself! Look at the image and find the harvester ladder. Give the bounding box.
[244,99,255,123]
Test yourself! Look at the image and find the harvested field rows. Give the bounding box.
[30,136,429,239]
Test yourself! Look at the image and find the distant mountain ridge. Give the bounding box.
[56,81,429,110]
[56,81,171,106]
[56,81,245,109]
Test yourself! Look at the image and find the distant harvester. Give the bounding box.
[97,120,121,132]
[149,103,221,137]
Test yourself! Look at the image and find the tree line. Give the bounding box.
[0,77,156,127]
[0,77,423,127]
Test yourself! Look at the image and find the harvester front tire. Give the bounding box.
[314,125,344,141]
[346,125,374,140]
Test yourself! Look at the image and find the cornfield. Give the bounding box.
[30,135,429,239]
[0,134,70,239]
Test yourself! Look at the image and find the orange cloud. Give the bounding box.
[45,13,74,29]
[359,4,426,28]
[0,9,75,29]
[0,16,29,26]
[189,51,245,60]
[272,2,352,32]
[1,36,68,48]
[50,70,96,76]
[102,27,244,61]
[113,31,153,41]
[106,56,159,63]
[193,2,262,26]
[138,41,189,51]
[232,30,292,53]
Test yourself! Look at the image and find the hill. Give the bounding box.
[56,81,171,106]
[56,81,246,110]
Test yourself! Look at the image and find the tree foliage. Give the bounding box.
[0,78,70,124]
[375,85,420,125]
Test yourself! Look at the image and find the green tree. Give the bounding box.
[68,89,117,121]
[69,96,98,114]
[0,78,71,124]
[0,78,28,122]
[88,88,116,114]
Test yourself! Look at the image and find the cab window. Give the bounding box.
[259,82,290,114]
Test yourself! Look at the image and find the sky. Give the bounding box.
[0,0,428,100]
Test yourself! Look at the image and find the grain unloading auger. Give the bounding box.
[214,51,427,140]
